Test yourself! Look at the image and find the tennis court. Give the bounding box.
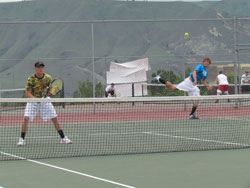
[1,96,250,188]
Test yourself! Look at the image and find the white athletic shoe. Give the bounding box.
[60,136,72,144]
[17,137,25,146]
[189,114,199,120]
[151,75,161,83]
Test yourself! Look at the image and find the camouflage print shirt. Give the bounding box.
[25,73,52,98]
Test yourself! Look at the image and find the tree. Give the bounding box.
[150,70,184,96]
[227,74,235,84]
[73,80,104,98]
[95,82,105,97]
[185,67,192,78]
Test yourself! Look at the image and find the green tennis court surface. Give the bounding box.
[1,117,250,188]
[1,149,250,188]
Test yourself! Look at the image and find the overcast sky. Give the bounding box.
[0,0,221,2]
[121,0,220,1]
[0,0,28,2]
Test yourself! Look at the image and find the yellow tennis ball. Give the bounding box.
[185,32,189,37]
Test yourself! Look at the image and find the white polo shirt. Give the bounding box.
[217,74,229,85]
[105,85,115,93]
[241,73,250,85]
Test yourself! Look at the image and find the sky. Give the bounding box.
[0,0,22,2]
[0,0,31,2]
[0,0,221,2]
[120,0,220,1]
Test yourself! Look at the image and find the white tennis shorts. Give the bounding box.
[176,77,200,96]
[24,102,57,122]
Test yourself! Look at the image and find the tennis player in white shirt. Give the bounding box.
[215,71,229,103]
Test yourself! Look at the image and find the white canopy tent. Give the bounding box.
[106,58,150,97]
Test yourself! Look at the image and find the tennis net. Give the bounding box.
[0,95,250,161]
[0,88,26,98]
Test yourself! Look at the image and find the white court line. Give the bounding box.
[1,116,250,129]
[0,129,212,139]
[1,132,147,139]
[0,151,136,188]
[0,120,155,128]
[0,116,249,129]
[143,132,250,147]
[88,129,210,136]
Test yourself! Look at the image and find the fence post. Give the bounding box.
[91,23,96,98]
[61,82,65,108]
[233,17,239,95]
[132,83,135,106]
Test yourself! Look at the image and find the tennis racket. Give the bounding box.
[44,79,63,97]
[116,91,121,97]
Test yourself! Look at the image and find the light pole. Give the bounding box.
[91,23,95,98]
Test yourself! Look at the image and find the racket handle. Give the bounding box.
[44,86,49,97]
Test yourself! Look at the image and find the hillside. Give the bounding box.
[197,0,250,17]
[0,0,249,96]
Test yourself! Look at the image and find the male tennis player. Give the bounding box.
[17,61,72,146]
[105,83,116,97]
[215,71,229,103]
[241,70,250,93]
[152,58,213,119]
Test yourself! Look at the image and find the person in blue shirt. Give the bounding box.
[151,58,213,119]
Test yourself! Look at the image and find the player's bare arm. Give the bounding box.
[25,89,35,98]
[216,77,219,85]
[201,79,212,90]
[192,70,198,86]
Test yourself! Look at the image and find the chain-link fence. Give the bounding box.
[0,18,250,97]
